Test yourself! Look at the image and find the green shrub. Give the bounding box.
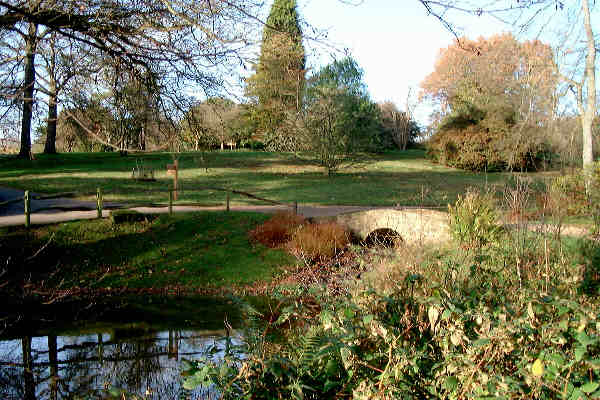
[448,189,502,249]
[109,209,152,224]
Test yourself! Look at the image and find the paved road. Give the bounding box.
[0,186,388,227]
[0,187,591,238]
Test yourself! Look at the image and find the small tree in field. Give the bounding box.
[303,87,348,175]
[303,57,381,175]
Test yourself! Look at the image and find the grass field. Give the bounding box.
[0,149,544,207]
[0,211,294,291]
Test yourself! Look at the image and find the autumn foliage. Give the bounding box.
[287,222,350,263]
[421,33,557,171]
[250,212,350,263]
[249,212,305,247]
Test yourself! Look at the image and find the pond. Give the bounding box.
[0,296,250,399]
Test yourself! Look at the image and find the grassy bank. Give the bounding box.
[0,211,294,295]
[0,149,525,206]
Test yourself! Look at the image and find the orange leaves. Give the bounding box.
[249,211,305,247]
[420,33,557,124]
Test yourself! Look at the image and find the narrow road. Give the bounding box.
[0,187,388,227]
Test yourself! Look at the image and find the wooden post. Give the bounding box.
[24,190,30,228]
[173,159,178,201]
[169,188,173,215]
[294,201,298,215]
[166,160,179,200]
[96,188,103,218]
[226,192,230,212]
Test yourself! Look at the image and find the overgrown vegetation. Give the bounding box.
[183,180,600,399]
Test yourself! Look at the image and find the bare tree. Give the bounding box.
[0,0,264,156]
[378,92,419,151]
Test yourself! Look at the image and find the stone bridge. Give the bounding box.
[321,208,452,245]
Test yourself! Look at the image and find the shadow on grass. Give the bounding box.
[1,164,514,207]
[1,212,293,292]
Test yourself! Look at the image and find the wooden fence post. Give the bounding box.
[294,201,298,215]
[173,159,178,201]
[24,190,30,228]
[226,192,230,212]
[169,188,173,215]
[96,188,103,218]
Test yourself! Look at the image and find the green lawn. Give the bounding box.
[0,149,537,207]
[1,211,294,291]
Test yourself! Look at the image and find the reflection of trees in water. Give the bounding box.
[0,329,233,399]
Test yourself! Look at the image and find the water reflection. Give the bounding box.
[0,324,241,399]
[0,328,239,399]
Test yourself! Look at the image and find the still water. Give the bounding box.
[0,296,247,399]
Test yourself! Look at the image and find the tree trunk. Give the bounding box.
[582,0,596,194]
[48,335,58,400]
[18,23,38,159]
[43,82,58,154]
[139,125,146,151]
[22,336,36,400]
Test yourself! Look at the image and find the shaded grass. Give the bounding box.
[0,211,294,290]
[0,149,524,206]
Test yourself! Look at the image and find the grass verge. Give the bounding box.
[0,211,294,294]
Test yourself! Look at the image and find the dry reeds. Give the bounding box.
[288,222,350,263]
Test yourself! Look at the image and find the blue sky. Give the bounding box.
[296,0,510,125]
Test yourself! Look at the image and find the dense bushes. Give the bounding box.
[249,212,306,247]
[287,222,350,263]
[185,186,600,399]
[426,120,551,172]
[185,233,600,398]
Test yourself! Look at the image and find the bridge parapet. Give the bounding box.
[330,208,451,245]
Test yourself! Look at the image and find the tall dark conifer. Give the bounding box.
[246,0,305,151]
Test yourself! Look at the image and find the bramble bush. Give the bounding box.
[184,237,600,398]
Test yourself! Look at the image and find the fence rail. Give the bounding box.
[1,186,297,228]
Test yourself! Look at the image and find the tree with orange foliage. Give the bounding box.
[421,33,558,171]
[422,33,557,128]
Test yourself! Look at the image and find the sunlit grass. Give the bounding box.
[0,149,546,206]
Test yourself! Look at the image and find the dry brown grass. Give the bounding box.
[287,222,350,263]
[249,212,305,247]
